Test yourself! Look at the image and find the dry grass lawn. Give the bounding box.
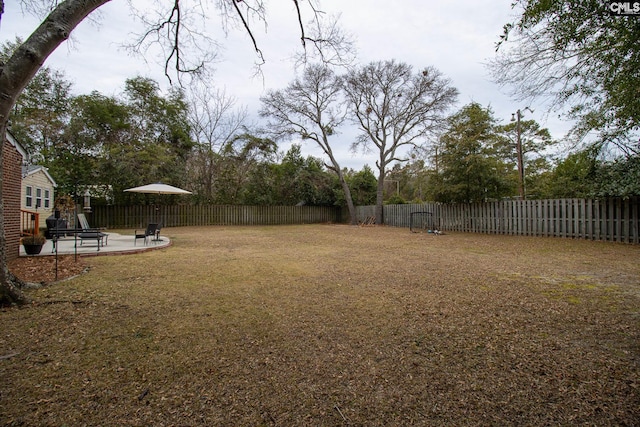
[2,225,639,426]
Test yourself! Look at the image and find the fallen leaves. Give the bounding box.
[1,225,639,425]
[9,255,87,285]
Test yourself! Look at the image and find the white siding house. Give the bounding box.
[21,165,57,230]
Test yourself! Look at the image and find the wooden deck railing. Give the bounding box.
[20,209,40,236]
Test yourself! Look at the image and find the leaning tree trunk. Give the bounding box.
[324,145,357,226]
[336,168,357,225]
[0,0,110,304]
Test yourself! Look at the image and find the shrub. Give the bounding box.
[21,234,46,245]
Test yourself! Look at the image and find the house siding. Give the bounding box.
[3,140,24,261]
[21,169,55,229]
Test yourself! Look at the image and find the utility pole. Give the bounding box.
[511,107,533,200]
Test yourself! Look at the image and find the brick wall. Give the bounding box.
[3,140,23,261]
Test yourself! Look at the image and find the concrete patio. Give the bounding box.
[19,232,171,257]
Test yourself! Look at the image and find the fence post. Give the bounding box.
[88,200,639,243]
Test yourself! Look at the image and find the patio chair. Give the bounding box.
[153,222,163,242]
[135,223,158,246]
[45,215,69,239]
[47,215,71,253]
[77,213,108,250]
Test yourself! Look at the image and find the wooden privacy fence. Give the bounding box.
[358,197,640,244]
[89,205,342,229]
[88,198,639,243]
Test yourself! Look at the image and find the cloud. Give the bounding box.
[2,0,573,170]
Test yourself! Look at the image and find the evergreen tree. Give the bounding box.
[430,103,515,203]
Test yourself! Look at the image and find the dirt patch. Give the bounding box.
[1,225,639,426]
[9,255,87,285]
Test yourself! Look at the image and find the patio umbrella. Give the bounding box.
[124,182,192,195]
[124,182,192,224]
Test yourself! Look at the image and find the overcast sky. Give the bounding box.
[2,0,572,170]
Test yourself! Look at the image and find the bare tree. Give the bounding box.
[187,84,248,202]
[189,85,247,152]
[0,0,349,305]
[489,1,640,155]
[343,60,458,224]
[260,64,357,224]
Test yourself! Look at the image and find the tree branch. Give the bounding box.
[231,0,265,66]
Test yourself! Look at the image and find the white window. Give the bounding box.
[44,189,51,209]
[25,186,33,208]
[35,188,42,209]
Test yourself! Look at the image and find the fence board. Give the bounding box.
[89,198,639,244]
[90,205,341,228]
[355,197,639,244]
